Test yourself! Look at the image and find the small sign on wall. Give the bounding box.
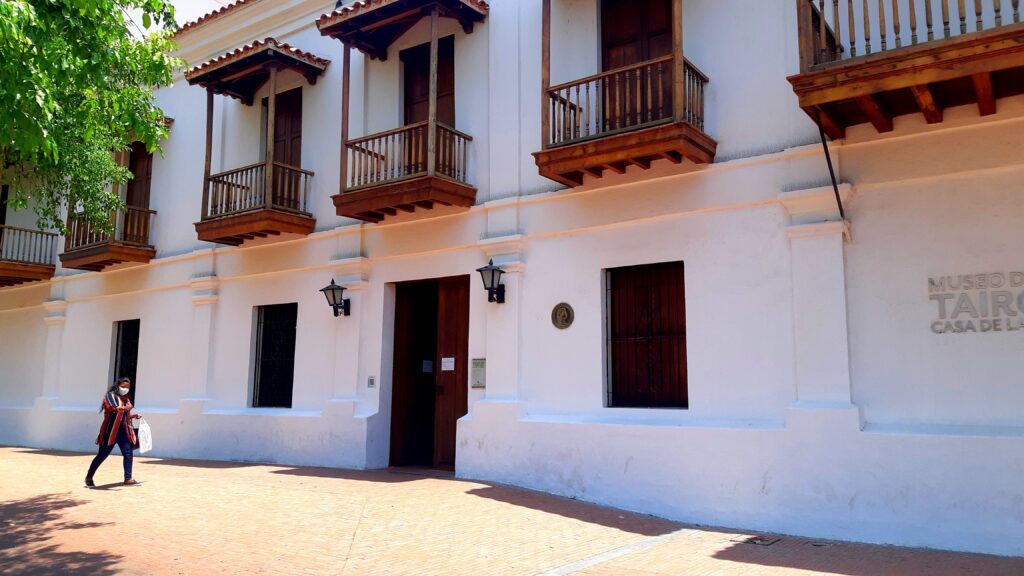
[471,359,486,388]
[441,357,456,371]
[929,271,1024,334]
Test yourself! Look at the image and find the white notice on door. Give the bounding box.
[441,357,456,371]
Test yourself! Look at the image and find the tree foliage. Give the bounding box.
[0,0,183,231]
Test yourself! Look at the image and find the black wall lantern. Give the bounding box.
[320,279,351,317]
[476,259,506,304]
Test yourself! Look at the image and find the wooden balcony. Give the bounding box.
[789,0,1024,139]
[534,56,717,187]
[335,121,476,223]
[0,226,58,287]
[60,207,156,272]
[195,161,316,246]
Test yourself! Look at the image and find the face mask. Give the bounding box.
[117,387,130,396]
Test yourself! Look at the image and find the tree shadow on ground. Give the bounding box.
[0,493,120,575]
[466,485,679,537]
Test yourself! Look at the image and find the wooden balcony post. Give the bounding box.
[541,0,551,149]
[427,6,440,177]
[202,88,214,220]
[796,0,814,70]
[672,0,685,122]
[265,63,279,208]
[340,43,351,192]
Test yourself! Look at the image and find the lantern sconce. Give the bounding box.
[475,259,506,304]
[320,279,351,317]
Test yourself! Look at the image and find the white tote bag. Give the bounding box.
[136,417,153,454]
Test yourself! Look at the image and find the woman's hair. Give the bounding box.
[99,377,131,412]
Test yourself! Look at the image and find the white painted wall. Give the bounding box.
[0,0,1022,558]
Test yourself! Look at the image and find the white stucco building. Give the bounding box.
[1,0,1022,557]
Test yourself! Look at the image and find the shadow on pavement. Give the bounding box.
[142,457,262,469]
[466,485,679,537]
[271,467,423,483]
[0,493,120,575]
[711,537,1024,576]
[13,448,88,458]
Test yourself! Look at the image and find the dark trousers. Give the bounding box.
[87,425,133,481]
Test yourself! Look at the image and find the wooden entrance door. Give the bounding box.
[401,36,454,176]
[432,276,469,468]
[601,0,673,129]
[389,276,470,469]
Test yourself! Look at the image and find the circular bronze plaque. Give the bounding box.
[551,303,574,330]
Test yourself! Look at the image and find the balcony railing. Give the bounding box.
[0,225,58,266]
[345,121,472,190]
[545,55,708,148]
[205,161,313,219]
[65,207,156,252]
[798,0,1022,71]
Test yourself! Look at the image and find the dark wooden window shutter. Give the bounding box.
[607,261,688,408]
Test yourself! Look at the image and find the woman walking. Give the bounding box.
[85,377,142,487]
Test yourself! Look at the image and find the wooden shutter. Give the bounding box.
[607,261,688,408]
[253,303,298,408]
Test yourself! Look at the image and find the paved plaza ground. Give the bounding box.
[0,446,1021,575]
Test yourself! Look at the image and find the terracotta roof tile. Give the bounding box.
[316,0,489,31]
[176,0,256,36]
[185,37,330,81]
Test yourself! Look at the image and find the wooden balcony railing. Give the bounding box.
[65,207,156,252]
[544,55,708,148]
[345,121,473,190]
[204,161,313,219]
[798,0,1022,71]
[0,225,58,266]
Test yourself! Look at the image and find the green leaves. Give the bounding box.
[0,0,182,232]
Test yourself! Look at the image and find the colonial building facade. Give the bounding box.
[1,0,1023,557]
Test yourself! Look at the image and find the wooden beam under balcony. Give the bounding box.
[337,121,476,223]
[0,226,57,287]
[789,0,1024,139]
[534,56,716,187]
[60,208,156,272]
[195,162,316,246]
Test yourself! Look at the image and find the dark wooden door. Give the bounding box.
[601,0,673,129]
[607,261,688,408]
[389,276,469,469]
[253,303,298,408]
[114,319,141,405]
[402,36,455,176]
[433,276,469,469]
[0,186,8,250]
[272,88,303,167]
[265,88,303,210]
[125,141,152,209]
[402,36,455,126]
[389,281,439,467]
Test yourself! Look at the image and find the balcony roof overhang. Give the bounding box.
[317,0,488,60]
[185,38,330,105]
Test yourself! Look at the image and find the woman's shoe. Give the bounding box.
[84,477,95,488]
[123,478,141,486]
